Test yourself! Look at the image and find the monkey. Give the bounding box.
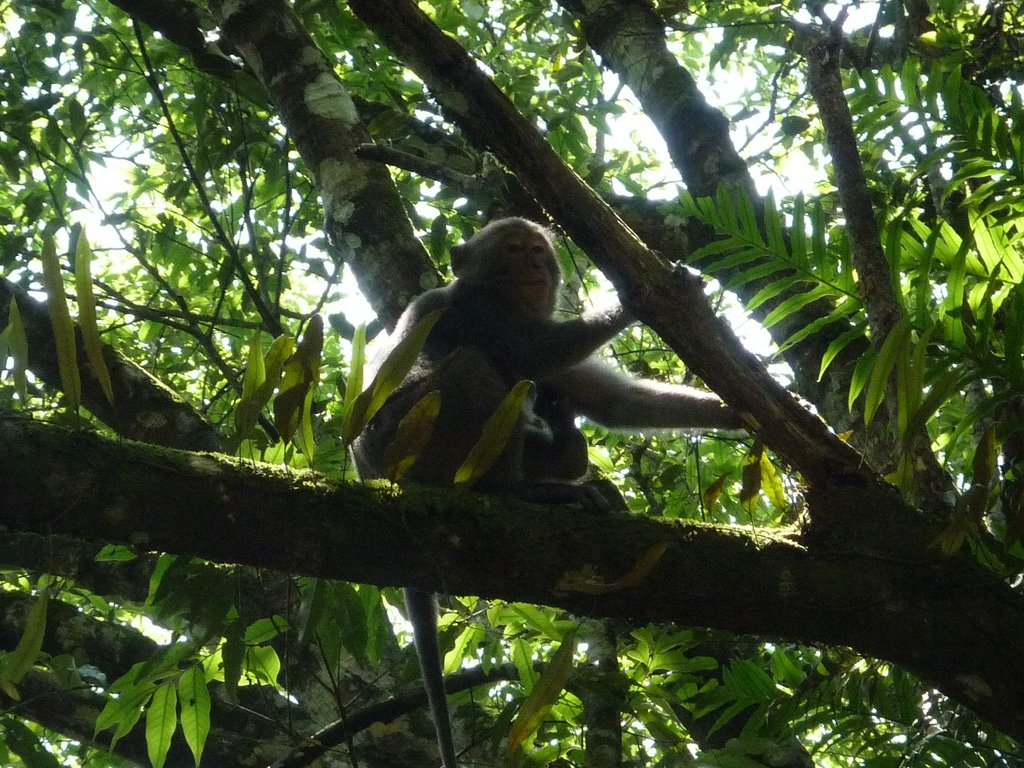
[352,217,742,768]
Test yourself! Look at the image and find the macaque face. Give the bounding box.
[498,229,559,318]
[452,218,562,319]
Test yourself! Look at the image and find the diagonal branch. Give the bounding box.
[203,0,436,329]
[806,33,952,506]
[344,0,864,487]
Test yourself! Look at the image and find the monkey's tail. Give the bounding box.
[405,587,459,768]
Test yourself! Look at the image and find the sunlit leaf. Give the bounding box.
[95,678,154,749]
[454,379,533,487]
[178,666,210,767]
[759,452,786,511]
[39,236,81,412]
[740,442,763,515]
[274,315,323,451]
[0,591,48,693]
[901,368,961,448]
[344,323,367,414]
[245,645,282,688]
[234,329,267,440]
[73,229,115,404]
[614,542,669,589]
[146,682,177,768]
[817,322,867,380]
[383,389,441,481]
[342,307,444,444]
[702,474,728,510]
[864,318,910,425]
[506,631,575,755]
[2,296,29,402]
[443,623,486,675]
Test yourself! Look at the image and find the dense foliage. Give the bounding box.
[1,0,1024,766]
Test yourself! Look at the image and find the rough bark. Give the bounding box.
[203,0,437,329]
[3,415,1024,741]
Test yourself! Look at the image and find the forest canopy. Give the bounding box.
[2,0,1024,766]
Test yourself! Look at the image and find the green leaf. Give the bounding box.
[178,666,211,767]
[245,645,282,687]
[740,443,763,515]
[342,307,444,444]
[2,296,29,402]
[73,228,115,405]
[511,637,537,689]
[383,389,441,481]
[863,318,911,425]
[848,348,876,413]
[39,236,81,412]
[234,330,267,440]
[759,452,786,511]
[294,385,317,461]
[443,623,486,675]
[0,716,60,768]
[274,315,323,450]
[146,681,177,768]
[901,367,961,446]
[506,631,575,756]
[244,616,289,644]
[221,617,245,700]
[454,379,534,487]
[95,678,154,748]
[0,591,48,691]
[344,323,367,414]
[95,544,137,562]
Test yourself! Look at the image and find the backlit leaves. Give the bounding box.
[342,308,444,445]
[39,236,81,412]
[453,379,533,487]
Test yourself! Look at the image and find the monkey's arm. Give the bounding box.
[548,358,742,430]
[492,304,633,377]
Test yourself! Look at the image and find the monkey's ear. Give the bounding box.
[450,243,470,276]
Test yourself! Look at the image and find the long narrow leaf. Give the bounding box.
[0,591,47,698]
[506,631,575,756]
[344,323,367,414]
[3,296,29,402]
[815,321,867,380]
[234,330,267,440]
[864,318,911,425]
[178,666,210,767]
[342,307,444,444]
[39,236,81,412]
[146,682,177,768]
[901,368,961,449]
[454,380,533,487]
[383,389,441,481]
[73,229,115,404]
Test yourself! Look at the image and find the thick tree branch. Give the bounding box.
[201,0,436,328]
[3,415,1024,740]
